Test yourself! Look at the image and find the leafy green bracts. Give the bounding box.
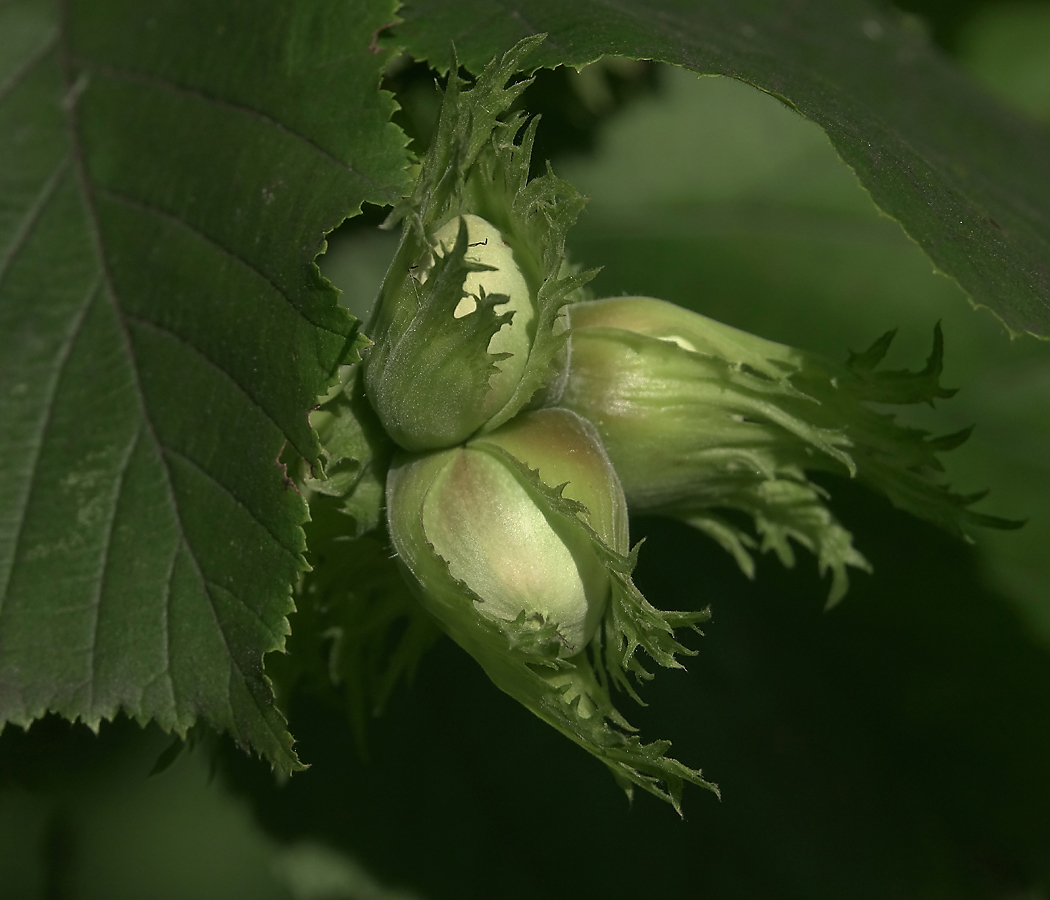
[387,409,713,810]
[363,37,593,451]
[560,297,1020,604]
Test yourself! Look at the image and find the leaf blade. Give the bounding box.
[0,0,412,769]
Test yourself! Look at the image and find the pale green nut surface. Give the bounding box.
[426,214,535,424]
[567,296,801,368]
[387,408,627,658]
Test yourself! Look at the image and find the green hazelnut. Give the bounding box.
[386,408,627,658]
[363,215,537,452]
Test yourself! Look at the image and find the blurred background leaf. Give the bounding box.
[0,717,421,900]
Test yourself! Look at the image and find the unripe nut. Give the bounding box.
[363,214,537,452]
[387,408,628,658]
[425,214,535,417]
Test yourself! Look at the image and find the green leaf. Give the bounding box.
[394,0,1050,338]
[0,0,412,769]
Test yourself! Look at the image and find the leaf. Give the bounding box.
[393,0,1050,338]
[0,0,412,770]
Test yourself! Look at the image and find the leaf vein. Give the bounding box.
[69,54,389,194]
[492,1,564,51]
[124,312,294,449]
[0,154,73,292]
[156,542,179,720]
[0,276,100,620]
[204,579,286,644]
[95,185,354,339]
[433,8,516,55]
[0,25,58,106]
[59,3,293,757]
[161,444,301,563]
[83,425,142,717]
